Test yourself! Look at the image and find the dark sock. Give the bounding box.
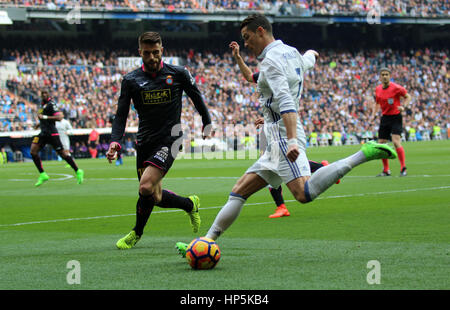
[32,154,44,173]
[269,186,284,207]
[133,194,155,236]
[63,154,78,172]
[156,190,193,212]
[309,160,324,173]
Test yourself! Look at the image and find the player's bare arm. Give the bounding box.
[229,41,254,83]
[399,93,412,112]
[281,112,299,162]
[305,50,319,58]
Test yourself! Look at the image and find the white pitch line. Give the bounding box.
[8,175,450,182]
[1,185,449,228]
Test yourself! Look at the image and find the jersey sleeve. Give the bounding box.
[397,84,407,97]
[48,101,61,116]
[301,50,316,72]
[262,58,296,114]
[252,72,260,83]
[110,77,131,146]
[180,67,211,127]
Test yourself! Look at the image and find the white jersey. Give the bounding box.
[246,40,316,188]
[257,40,316,151]
[56,119,73,150]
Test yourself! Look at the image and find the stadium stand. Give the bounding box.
[0,1,448,161]
[0,1,449,17]
[2,47,448,147]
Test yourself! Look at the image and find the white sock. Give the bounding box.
[206,194,246,241]
[347,150,367,168]
[305,154,361,201]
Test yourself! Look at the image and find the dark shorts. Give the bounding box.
[32,133,63,152]
[136,140,181,180]
[378,114,403,140]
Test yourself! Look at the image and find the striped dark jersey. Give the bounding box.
[38,98,60,135]
[110,63,211,146]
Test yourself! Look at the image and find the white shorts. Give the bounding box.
[59,135,70,151]
[246,140,311,189]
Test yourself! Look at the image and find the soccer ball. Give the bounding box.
[186,237,221,270]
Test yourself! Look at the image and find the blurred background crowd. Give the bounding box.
[1,46,448,150]
[0,0,449,17]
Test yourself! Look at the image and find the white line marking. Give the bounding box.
[8,173,74,181]
[1,185,449,228]
[9,175,449,182]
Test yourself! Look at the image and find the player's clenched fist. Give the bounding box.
[106,142,121,163]
[286,144,300,162]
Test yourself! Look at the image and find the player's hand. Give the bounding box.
[254,117,264,129]
[229,41,241,60]
[106,142,120,164]
[306,50,319,59]
[38,114,44,120]
[398,106,404,112]
[286,144,300,162]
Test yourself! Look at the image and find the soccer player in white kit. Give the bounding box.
[176,14,398,254]
[56,118,73,154]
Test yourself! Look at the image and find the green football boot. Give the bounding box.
[361,141,397,161]
[35,172,49,187]
[116,230,140,250]
[76,169,84,184]
[187,195,201,233]
[175,242,188,258]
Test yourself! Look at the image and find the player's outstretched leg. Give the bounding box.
[175,192,245,257]
[304,141,397,202]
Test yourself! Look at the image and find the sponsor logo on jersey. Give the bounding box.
[141,89,171,104]
[388,98,394,105]
[154,146,169,163]
[166,75,173,85]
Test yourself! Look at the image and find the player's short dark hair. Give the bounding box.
[40,87,51,94]
[138,32,162,47]
[379,67,391,74]
[240,14,272,34]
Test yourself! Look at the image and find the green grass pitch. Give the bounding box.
[1,140,449,290]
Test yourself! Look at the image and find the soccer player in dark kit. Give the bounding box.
[107,32,212,249]
[31,88,84,187]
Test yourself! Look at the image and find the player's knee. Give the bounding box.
[293,191,309,204]
[139,183,154,197]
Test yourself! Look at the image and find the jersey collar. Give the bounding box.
[258,40,282,60]
[141,61,164,78]
[41,97,52,105]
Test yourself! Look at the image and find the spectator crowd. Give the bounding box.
[2,45,448,150]
[0,45,450,154]
[0,0,449,17]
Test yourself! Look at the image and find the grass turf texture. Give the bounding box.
[0,140,449,290]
